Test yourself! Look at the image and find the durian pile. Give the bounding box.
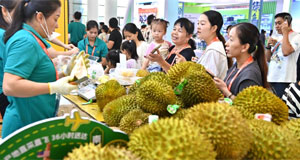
[65,61,300,159]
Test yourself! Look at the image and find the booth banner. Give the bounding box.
[0,110,128,160]
[249,0,263,27]
[138,8,157,24]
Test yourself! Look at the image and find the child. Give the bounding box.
[104,49,120,74]
[141,19,171,72]
[121,40,139,69]
[78,20,108,66]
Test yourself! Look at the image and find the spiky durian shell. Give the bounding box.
[282,118,300,141]
[103,95,141,126]
[167,61,206,87]
[128,118,216,160]
[64,143,140,160]
[233,86,289,125]
[119,109,151,134]
[172,108,189,119]
[184,102,253,159]
[129,72,172,94]
[246,119,300,159]
[181,72,223,107]
[96,80,126,111]
[136,69,149,77]
[135,80,176,116]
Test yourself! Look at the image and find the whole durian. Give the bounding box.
[282,118,300,141]
[119,109,151,134]
[129,72,172,94]
[181,71,223,107]
[64,143,140,160]
[128,118,216,160]
[136,69,149,77]
[167,61,206,87]
[172,108,189,119]
[96,80,126,111]
[246,119,300,159]
[103,95,141,126]
[136,80,176,116]
[233,86,289,125]
[184,102,253,159]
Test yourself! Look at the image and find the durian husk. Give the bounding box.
[181,71,223,107]
[282,118,300,141]
[103,95,141,126]
[233,86,289,125]
[246,119,300,159]
[129,72,172,94]
[119,109,151,134]
[167,61,206,87]
[128,118,216,160]
[64,143,140,160]
[135,80,176,116]
[95,80,126,111]
[184,102,253,160]
[136,69,149,77]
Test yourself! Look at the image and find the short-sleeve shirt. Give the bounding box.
[166,45,195,65]
[78,37,108,62]
[68,22,86,45]
[197,41,228,79]
[224,60,263,95]
[108,29,122,50]
[268,32,300,83]
[127,59,138,69]
[2,23,56,138]
[0,28,6,94]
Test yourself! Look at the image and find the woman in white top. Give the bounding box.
[177,10,229,79]
[98,25,109,43]
[123,23,148,68]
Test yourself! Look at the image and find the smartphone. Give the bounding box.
[206,70,215,78]
[151,44,162,54]
[284,15,292,25]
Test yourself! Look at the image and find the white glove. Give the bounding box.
[48,76,78,95]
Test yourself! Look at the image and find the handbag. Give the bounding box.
[282,82,300,119]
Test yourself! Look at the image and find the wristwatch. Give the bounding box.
[265,45,271,50]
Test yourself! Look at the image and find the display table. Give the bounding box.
[63,95,104,122]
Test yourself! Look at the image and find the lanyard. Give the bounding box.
[25,29,59,80]
[167,44,190,65]
[206,36,219,46]
[86,44,96,56]
[225,56,254,91]
[271,30,294,54]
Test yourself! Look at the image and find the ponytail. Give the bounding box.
[4,1,26,43]
[188,39,196,50]
[217,32,233,68]
[254,39,270,89]
[137,29,145,41]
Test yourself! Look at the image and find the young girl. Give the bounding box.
[78,20,108,66]
[123,23,148,68]
[104,49,120,74]
[121,40,139,69]
[141,19,171,72]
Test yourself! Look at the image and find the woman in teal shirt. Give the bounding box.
[78,20,108,66]
[0,0,19,120]
[2,0,77,138]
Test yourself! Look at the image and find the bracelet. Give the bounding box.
[226,93,233,99]
[265,46,271,50]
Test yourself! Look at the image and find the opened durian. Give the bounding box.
[128,118,216,160]
[184,102,253,159]
[233,86,289,125]
[96,80,126,111]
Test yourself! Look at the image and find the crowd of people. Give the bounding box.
[0,0,300,138]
